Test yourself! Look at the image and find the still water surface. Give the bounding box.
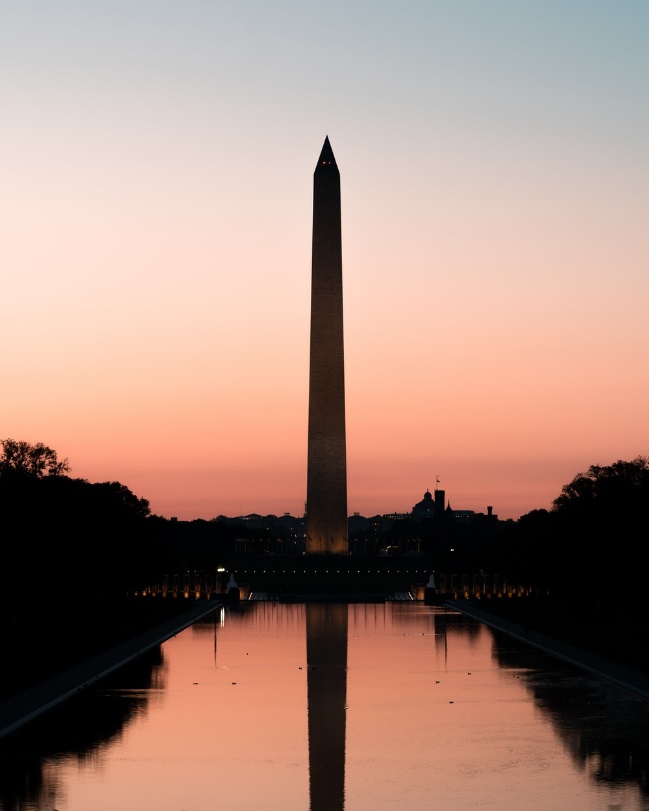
[2,602,649,810]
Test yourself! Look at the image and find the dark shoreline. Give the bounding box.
[0,595,224,702]
[453,595,649,676]
[449,598,649,699]
[4,592,648,697]
[2,591,648,740]
[0,598,220,740]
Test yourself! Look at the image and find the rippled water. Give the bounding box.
[1,602,648,810]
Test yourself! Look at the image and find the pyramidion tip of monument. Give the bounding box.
[316,135,336,168]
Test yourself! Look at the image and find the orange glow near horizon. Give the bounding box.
[2,3,647,522]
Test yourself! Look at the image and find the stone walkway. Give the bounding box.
[3,598,647,742]
[448,600,649,699]
[0,599,220,741]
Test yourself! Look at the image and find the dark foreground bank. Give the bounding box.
[0,598,220,740]
[0,595,225,702]
[456,595,649,677]
[2,591,648,740]
[4,593,649,699]
[450,598,649,699]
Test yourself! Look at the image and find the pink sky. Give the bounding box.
[2,2,648,521]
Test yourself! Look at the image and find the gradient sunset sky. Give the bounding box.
[3,1,648,521]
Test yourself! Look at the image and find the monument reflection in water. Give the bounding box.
[306,603,348,811]
[1,602,649,810]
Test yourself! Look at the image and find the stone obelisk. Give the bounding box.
[306,137,348,554]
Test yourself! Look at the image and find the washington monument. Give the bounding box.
[305,137,348,554]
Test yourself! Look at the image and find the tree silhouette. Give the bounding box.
[490,457,649,603]
[552,456,649,519]
[0,442,154,605]
[0,438,69,477]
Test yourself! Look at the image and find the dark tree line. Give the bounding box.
[2,439,647,610]
[489,456,649,608]
[0,439,157,608]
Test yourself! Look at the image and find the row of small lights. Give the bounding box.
[233,569,429,574]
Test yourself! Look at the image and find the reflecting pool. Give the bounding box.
[1,602,648,810]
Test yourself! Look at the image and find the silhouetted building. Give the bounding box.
[411,489,435,518]
[306,137,348,554]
